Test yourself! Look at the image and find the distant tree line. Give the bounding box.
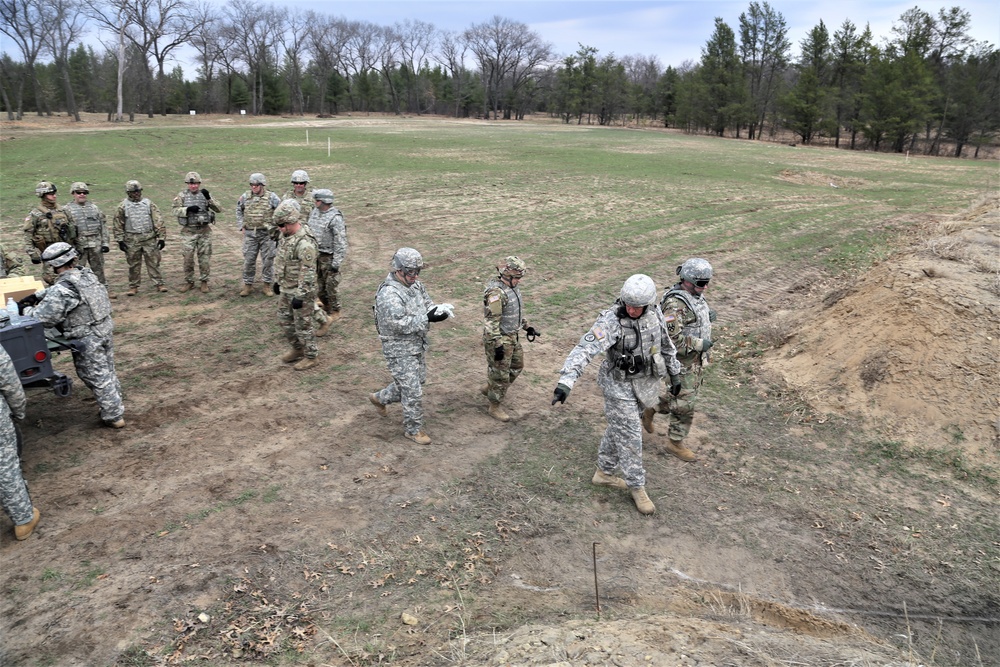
[2,0,997,157]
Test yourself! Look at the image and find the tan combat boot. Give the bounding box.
[480,384,489,397]
[631,487,655,515]
[157,284,169,293]
[641,408,656,434]
[488,402,510,422]
[405,431,432,445]
[200,281,209,293]
[281,348,305,363]
[239,284,252,297]
[315,318,333,337]
[662,439,697,462]
[592,468,628,490]
[368,393,388,417]
[105,417,125,429]
[14,508,41,540]
[327,310,342,320]
[178,283,193,293]
[293,357,318,371]
[126,287,138,296]
[262,284,275,297]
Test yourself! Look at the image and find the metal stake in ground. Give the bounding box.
[592,542,601,618]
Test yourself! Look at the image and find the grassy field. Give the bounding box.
[0,115,997,667]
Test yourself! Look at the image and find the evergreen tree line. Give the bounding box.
[2,0,997,157]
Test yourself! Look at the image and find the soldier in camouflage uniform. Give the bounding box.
[369,248,454,445]
[112,180,167,296]
[172,171,222,293]
[0,239,24,278]
[552,274,681,515]
[282,170,315,220]
[23,242,125,428]
[0,346,40,540]
[271,200,320,371]
[642,258,716,462]
[306,188,348,321]
[482,256,540,422]
[64,182,110,285]
[236,172,281,297]
[23,181,77,286]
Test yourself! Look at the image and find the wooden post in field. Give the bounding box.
[328,138,331,158]
[306,130,309,145]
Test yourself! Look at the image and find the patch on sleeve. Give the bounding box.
[486,293,501,304]
[589,325,607,342]
[663,313,676,323]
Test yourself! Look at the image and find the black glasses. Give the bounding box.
[291,181,306,185]
[73,190,89,195]
[274,222,287,228]
[402,268,420,278]
[694,279,710,287]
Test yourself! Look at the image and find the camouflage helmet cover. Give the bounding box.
[35,181,57,197]
[677,258,713,283]
[125,179,142,192]
[70,181,89,193]
[499,255,526,278]
[249,172,267,186]
[391,247,424,271]
[290,169,309,183]
[41,241,78,267]
[272,199,301,225]
[312,188,335,204]
[619,274,657,307]
[184,171,202,183]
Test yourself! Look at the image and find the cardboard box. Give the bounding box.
[0,276,46,305]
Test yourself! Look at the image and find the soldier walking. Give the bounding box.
[64,182,110,285]
[112,180,167,296]
[482,256,539,422]
[642,258,717,462]
[172,171,221,293]
[236,172,280,297]
[552,274,681,515]
[23,181,76,286]
[0,346,40,541]
[272,200,320,371]
[369,248,454,445]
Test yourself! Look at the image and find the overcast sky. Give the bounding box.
[247,0,999,68]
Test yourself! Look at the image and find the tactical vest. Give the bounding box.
[606,305,663,381]
[66,201,103,236]
[178,190,213,226]
[274,229,316,287]
[30,205,73,248]
[282,189,315,219]
[662,286,712,342]
[305,207,341,253]
[60,268,112,339]
[240,190,275,229]
[123,199,154,234]
[483,279,522,336]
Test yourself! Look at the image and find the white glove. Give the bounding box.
[436,303,455,319]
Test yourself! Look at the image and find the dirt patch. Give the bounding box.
[777,168,873,189]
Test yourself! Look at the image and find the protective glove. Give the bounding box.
[524,326,541,342]
[494,346,505,361]
[58,225,69,241]
[118,241,128,252]
[551,383,570,405]
[186,205,201,214]
[17,293,40,314]
[157,239,165,250]
[708,309,717,323]
[669,374,682,397]
[693,337,713,353]
[272,283,280,295]
[426,306,449,323]
[330,266,339,273]
[200,188,211,200]
[269,227,281,242]
[101,245,110,253]
[435,303,455,319]
[30,257,42,265]
[291,297,304,309]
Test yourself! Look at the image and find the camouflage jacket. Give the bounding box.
[281,188,315,220]
[305,205,347,267]
[112,198,165,241]
[0,347,27,422]
[29,267,114,340]
[0,243,24,278]
[661,283,713,367]
[235,189,280,230]
[274,227,318,298]
[23,203,77,258]
[374,273,437,357]
[482,278,526,341]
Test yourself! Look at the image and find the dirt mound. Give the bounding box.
[763,195,1000,463]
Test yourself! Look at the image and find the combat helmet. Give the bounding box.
[677,258,713,284]
[249,173,267,186]
[35,181,57,197]
[290,169,309,184]
[70,182,89,193]
[184,171,202,183]
[619,274,657,307]
[391,247,424,272]
[312,188,335,204]
[498,256,526,278]
[125,180,143,193]
[272,199,301,226]
[41,241,78,268]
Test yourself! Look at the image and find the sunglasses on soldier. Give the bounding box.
[694,279,710,287]
[402,268,420,278]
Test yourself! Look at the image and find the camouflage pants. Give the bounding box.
[0,413,33,525]
[180,226,212,284]
[76,238,107,284]
[597,364,646,488]
[376,352,426,436]
[312,302,328,328]
[123,232,163,288]
[72,335,124,423]
[317,253,342,312]
[484,334,523,404]
[242,228,276,285]
[278,292,318,359]
[656,363,703,442]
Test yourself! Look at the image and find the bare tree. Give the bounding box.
[464,15,551,120]
[277,7,307,114]
[0,0,54,117]
[433,29,468,117]
[46,0,86,121]
[188,0,221,112]
[373,24,401,113]
[223,0,282,115]
[305,12,349,116]
[342,20,379,112]
[738,0,790,139]
[395,18,434,113]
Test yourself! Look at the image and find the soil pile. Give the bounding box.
[763,195,1000,463]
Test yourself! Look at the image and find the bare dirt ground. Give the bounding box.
[0,114,997,667]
